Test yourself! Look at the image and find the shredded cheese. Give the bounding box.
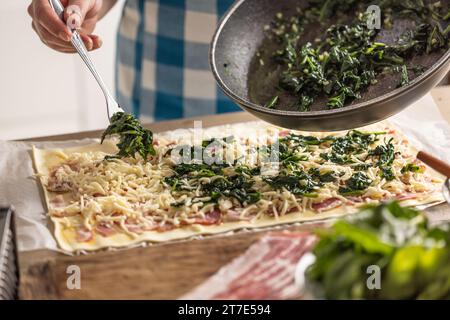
[43,123,442,242]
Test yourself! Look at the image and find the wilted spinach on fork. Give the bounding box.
[101,112,156,160]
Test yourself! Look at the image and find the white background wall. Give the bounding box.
[0,0,125,140]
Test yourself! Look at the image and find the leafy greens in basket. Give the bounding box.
[306,201,450,299]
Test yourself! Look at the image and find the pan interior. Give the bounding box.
[214,0,450,113]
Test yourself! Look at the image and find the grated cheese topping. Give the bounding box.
[42,124,442,241]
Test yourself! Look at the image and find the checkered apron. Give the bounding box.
[116,0,239,121]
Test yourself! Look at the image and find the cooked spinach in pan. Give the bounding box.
[257,0,450,111]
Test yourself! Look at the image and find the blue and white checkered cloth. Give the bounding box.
[116,0,240,121]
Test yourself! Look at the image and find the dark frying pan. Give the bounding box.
[210,0,450,131]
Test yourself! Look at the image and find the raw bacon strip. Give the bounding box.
[76,228,93,242]
[224,210,246,222]
[124,218,145,234]
[312,197,342,212]
[126,225,144,234]
[50,194,65,208]
[180,232,316,300]
[194,209,222,225]
[95,223,116,237]
[396,193,418,201]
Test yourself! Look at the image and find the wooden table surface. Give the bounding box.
[18,89,450,300]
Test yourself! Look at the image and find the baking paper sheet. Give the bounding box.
[0,94,449,252]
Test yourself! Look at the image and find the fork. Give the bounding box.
[48,0,124,122]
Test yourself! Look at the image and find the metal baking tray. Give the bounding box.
[0,207,19,300]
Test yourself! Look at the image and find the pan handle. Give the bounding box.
[417,151,450,177]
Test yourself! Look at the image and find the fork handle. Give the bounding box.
[48,0,109,96]
[48,0,117,119]
[48,0,65,19]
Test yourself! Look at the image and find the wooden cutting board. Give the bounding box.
[19,223,319,299]
[18,90,450,299]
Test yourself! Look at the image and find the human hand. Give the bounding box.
[28,0,103,53]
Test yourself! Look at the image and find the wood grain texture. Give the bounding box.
[19,224,317,300]
[17,88,450,299]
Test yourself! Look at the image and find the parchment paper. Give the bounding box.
[0,94,449,252]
